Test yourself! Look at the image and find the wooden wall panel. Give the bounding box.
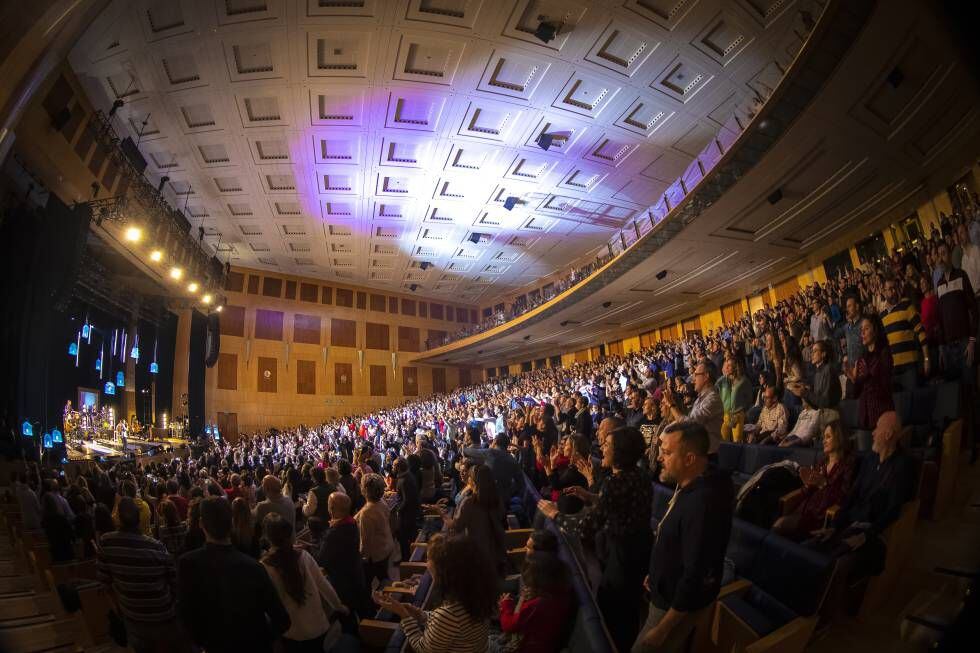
[397,326,420,352]
[419,302,428,318]
[297,360,316,395]
[430,303,443,319]
[335,363,352,395]
[257,357,277,393]
[459,368,472,387]
[427,329,446,348]
[773,276,801,302]
[262,277,282,298]
[331,319,356,347]
[369,365,386,396]
[356,291,367,309]
[370,293,386,312]
[300,282,318,302]
[220,306,246,337]
[217,353,237,390]
[721,300,741,326]
[284,280,297,300]
[456,307,467,323]
[321,286,333,305]
[432,367,446,393]
[388,296,398,314]
[402,367,418,396]
[294,314,321,345]
[608,340,624,356]
[401,299,416,316]
[247,275,260,294]
[336,288,353,307]
[225,271,245,292]
[255,309,284,341]
[365,322,390,350]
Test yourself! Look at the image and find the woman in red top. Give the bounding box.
[918,273,940,377]
[845,317,894,430]
[496,552,573,653]
[773,421,856,540]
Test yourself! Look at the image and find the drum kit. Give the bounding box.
[64,400,145,448]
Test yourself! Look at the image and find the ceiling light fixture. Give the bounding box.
[187,282,199,293]
[534,20,561,43]
[124,226,142,242]
[202,294,213,304]
[503,196,520,211]
[149,250,163,263]
[536,133,555,151]
[169,267,183,280]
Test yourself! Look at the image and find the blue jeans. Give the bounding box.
[942,339,975,386]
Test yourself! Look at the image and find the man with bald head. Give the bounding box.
[809,411,917,575]
[318,491,370,617]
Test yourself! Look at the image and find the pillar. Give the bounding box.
[171,308,192,427]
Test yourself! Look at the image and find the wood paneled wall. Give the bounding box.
[198,267,480,431]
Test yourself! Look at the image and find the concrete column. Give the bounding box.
[124,318,137,422]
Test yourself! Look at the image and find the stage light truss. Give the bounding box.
[83,110,226,293]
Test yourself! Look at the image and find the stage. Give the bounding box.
[66,435,191,462]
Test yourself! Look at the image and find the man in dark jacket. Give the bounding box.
[463,434,525,509]
[317,492,371,619]
[177,497,290,653]
[634,421,733,652]
[393,457,421,560]
[574,393,595,440]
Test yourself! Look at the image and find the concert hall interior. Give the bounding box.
[1,1,980,652]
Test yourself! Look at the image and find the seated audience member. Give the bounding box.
[716,356,753,443]
[42,492,76,563]
[808,411,917,577]
[634,421,733,653]
[261,513,349,653]
[773,421,857,540]
[374,533,497,653]
[317,492,370,618]
[98,497,190,653]
[437,463,507,577]
[155,498,187,558]
[178,497,291,653]
[747,385,790,443]
[495,552,573,653]
[254,475,296,531]
[774,392,831,448]
[844,317,895,431]
[539,427,652,653]
[355,472,394,589]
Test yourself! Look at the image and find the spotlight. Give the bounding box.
[198,226,205,242]
[187,282,199,293]
[202,294,213,304]
[157,176,170,193]
[602,301,612,308]
[534,21,560,43]
[503,196,520,211]
[469,232,490,244]
[169,267,183,280]
[125,226,142,242]
[767,188,783,205]
[420,262,432,270]
[149,250,163,262]
[560,321,568,327]
[656,270,668,280]
[215,305,223,313]
[523,335,531,340]
[536,133,555,151]
[91,181,100,199]
[409,284,418,292]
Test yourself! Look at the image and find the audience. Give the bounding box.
[634,422,733,653]
[354,472,394,589]
[261,513,349,652]
[177,497,291,653]
[317,492,371,619]
[495,551,573,653]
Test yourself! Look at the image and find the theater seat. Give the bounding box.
[721,586,797,637]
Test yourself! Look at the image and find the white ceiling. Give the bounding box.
[68,0,809,305]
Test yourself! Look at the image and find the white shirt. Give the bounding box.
[262,549,342,642]
[960,243,980,296]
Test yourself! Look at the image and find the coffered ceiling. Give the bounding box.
[68,0,810,305]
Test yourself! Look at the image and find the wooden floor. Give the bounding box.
[809,455,980,652]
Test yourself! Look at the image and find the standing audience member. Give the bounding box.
[155,498,187,558]
[845,317,895,431]
[633,422,733,653]
[438,463,507,577]
[98,497,190,653]
[392,457,421,561]
[716,357,753,443]
[664,363,723,453]
[231,496,260,558]
[317,492,370,618]
[178,497,291,653]
[355,473,394,589]
[254,475,296,530]
[262,513,348,653]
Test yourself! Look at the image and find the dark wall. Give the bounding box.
[187,309,206,437]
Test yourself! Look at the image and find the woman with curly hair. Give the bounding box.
[495,551,572,653]
[374,533,497,652]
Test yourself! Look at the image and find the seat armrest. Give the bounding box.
[718,578,752,598]
[823,505,840,529]
[779,489,805,516]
